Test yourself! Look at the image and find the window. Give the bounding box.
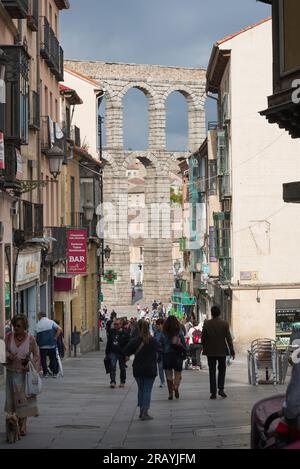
[2,45,30,145]
[214,212,231,283]
[44,85,48,116]
[208,160,217,195]
[70,176,75,225]
[209,226,217,262]
[49,3,52,26]
[55,98,58,122]
[50,91,53,119]
[280,0,300,73]
[55,14,58,35]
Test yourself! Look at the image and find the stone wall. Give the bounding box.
[65,60,206,306]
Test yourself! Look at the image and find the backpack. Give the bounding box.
[192,328,202,344]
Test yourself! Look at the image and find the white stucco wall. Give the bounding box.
[220,19,300,287]
[63,69,101,159]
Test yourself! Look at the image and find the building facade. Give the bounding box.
[206,17,300,351]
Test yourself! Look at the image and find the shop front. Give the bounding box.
[15,250,41,335]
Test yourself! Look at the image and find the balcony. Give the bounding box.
[29,91,40,130]
[195,176,206,194]
[40,17,64,81]
[14,200,44,244]
[219,257,231,284]
[68,212,98,237]
[2,142,22,193]
[44,226,67,263]
[1,45,30,146]
[27,0,38,31]
[208,121,218,131]
[41,116,66,161]
[220,172,231,199]
[2,0,29,18]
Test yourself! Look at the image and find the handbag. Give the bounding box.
[134,341,144,357]
[25,361,42,397]
[0,339,5,364]
[171,336,187,360]
[104,356,111,374]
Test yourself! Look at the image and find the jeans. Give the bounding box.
[40,348,59,376]
[135,377,155,410]
[158,360,165,385]
[207,356,226,395]
[190,344,202,367]
[110,353,126,384]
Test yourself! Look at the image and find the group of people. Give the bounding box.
[4,312,66,437]
[104,304,235,420]
[136,300,172,320]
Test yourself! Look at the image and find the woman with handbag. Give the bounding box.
[4,314,40,437]
[160,316,187,400]
[124,320,159,421]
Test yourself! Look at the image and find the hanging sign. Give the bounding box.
[16,149,23,180]
[67,229,87,274]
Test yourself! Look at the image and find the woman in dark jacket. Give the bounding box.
[124,320,158,421]
[160,316,187,400]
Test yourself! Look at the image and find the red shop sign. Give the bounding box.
[67,229,87,274]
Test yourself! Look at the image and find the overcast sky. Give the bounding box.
[61,0,271,151]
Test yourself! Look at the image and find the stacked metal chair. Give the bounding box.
[248,339,278,386]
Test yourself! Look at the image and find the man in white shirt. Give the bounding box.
[35,312,62,378]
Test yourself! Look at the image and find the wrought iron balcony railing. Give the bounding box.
[27,0,38,31]
[2,0,29,18]
[40,17,64,81]
[15,201,44,243]
[1,45,30,146]
[44,226,67,263]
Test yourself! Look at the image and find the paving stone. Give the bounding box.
[0,341,288,449]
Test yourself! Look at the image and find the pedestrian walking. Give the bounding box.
[106,311,117,337]
[105,318,130,388]
[35,312,62,378]
[152,300,158,311]
[153,318,165,387]
[186,319,203,370]
[160,316,187,400]
[4,315,40,437]
[202,305,235,400]
[124,320,159,421]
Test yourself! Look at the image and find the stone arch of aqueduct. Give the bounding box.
[65,60,206,306]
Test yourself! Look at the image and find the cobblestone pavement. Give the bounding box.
[0,341,288,449]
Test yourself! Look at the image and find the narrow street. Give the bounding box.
[0,342,287,450]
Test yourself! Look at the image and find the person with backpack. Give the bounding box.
[105,318,130,388]
[186,319,203,370]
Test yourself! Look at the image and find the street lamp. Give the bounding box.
[174,259,181,276]
[47,145,64,179]
[104,245,111,261]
